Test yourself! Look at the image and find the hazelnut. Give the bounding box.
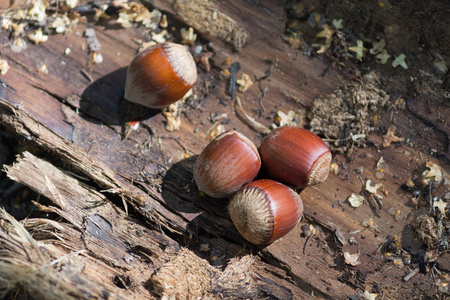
[124,42,197,109]
[228,179,303,245]
[193,130,261,198]
[259,126,331,188]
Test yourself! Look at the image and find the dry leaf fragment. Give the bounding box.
[365,180,382,194]
[274,110,295,127]
[219,69,231,80]
[330,163,339,175]
[370,39,386,55]
[349,40,366,60]
[11,38,27,53]
[363,290,378,300]
[160,14,168,28]
[421,161,442,185]
[382,126,404,147]
[362,218,378,231]
[11,23,26,37]
[151,30,167,43]
[376,156,384,169]
[28,28,48,45]
[315,24,334,54]
[348,193,365,207]
[392,53,408,69]
[51,16,70,33]
[28,0,47,23]
[288,33,302,49]
[393,257,404,268]
[197,52,214,72]
[91,52,103,64]
[94,7,110,21]
[117,11,132,28]
[332,18,344,29]
[180,27,197,44]
[38,64,48,74]
[273,110,305,128]
[65,0,78,9]
[138,41,156,53]
[236,74,253,92]
[433,200,447,214]
[376,49,391,64]
[163,103,181,132]
[0,59,10,75]
[2,17,12,30]
[207,123,224,140]
[316,24,334,40]
[344,251,361,266]
[389,207,404,222]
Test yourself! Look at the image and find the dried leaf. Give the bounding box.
[0,59,10,75]
[392,53,408,69]
[163,103,181,132]
[433,200,447,214]
[421,161,442,185]
[315,24,334,54]
[343,251,360,266]
[362,218,378,232]
[236,74,253,92]
[382,126,404,147]
[349,40,366,60]
[330,163,339,175]
[370,38,386,55]
[363,290,378,300]
[348,193,365,207]
[28,28,48,45]
[365,179,382,194]
[181,27,197,44]
[206,123,224,140]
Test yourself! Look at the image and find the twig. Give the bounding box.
[234,97,270,135]
[404,268,419,282]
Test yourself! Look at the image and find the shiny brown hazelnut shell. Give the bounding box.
[259,126,332,188]
[228,179,304,245]
[193,130,261,198]
[124,42,197,109]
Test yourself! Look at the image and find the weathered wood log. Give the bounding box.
[0,0,449,299]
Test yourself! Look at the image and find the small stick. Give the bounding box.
[404,268,419,282]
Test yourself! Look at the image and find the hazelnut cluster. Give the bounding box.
[194,126,332,245]
[122,42,332,245]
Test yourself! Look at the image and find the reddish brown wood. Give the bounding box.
[0,0,448,299]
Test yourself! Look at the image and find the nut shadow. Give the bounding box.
[80,66,159,126]
[160,155,264,250]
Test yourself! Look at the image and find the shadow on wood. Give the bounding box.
[80,66,159,125]
[161,155,276,251]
